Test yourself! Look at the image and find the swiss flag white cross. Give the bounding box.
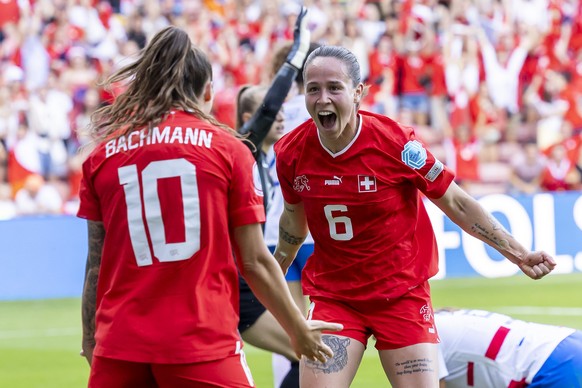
[358,175,377,192]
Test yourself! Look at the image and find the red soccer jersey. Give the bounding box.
[77,110,264,363]
[275,110,454,301]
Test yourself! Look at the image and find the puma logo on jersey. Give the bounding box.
[325,176,343,186]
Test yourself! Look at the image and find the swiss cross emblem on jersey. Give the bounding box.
[358,175,377,193]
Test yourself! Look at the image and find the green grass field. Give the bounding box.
[0,273,580,387]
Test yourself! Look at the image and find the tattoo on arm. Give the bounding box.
[305,336,350,374]
[82,221,105,347]
[279,226,306,245]
[394,357,435,376]
[470,215,510,249]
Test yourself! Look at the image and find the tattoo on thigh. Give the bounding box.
[305,336,350,374]
[394,357,434,376]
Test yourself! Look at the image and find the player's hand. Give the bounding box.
[81,339,95,366]
[518,251,556,280]
[290,320,343,363]
[285,6,310,69]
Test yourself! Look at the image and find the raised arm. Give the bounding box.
[429,182,556,279]
[239,7,311,156]
[81,220,105,366]
[273,200,309,274]
[233,222,341,362]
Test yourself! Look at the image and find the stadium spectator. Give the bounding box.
[0,182,16,219]
[508,141,545,194]
[0,84,19,183]
[27,71,72,180]
[473,82,506,163]
[540,143,578,191]
[14,173,62,215]
[368,33,398,118]
[342,17,370,82]
[396,13,432,126]
[58,46,99,104]
[0,0,579,219]
[436,308,582,388]
[77,25,340,387]
[423,28,449,134]
[442,122,481,193]
[273,45,556,388]
[475,20,538,117]
[443,24,480,137]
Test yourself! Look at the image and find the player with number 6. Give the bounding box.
[272,45,557,388]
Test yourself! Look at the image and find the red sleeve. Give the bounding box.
[400,136,455,199]
[77,156,103,221]
[228,142,265,227]
[274,137,302,205]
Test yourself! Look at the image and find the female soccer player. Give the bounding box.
[77,26,341,387]
[273,45,556,388]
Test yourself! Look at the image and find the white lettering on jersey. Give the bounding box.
[152,126,171,144]
[170,126,184,144]
[425,160,444,182]
[105,139,116,158]
[324,176,343,186]
[116,135,128,153]
[105,127,213,158]
[127,131,140,150]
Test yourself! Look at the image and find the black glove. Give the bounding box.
[285,6,311,70]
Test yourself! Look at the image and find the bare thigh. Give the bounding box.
[300,334,365,388]
[287,280,308,315]
[379,343,439,388]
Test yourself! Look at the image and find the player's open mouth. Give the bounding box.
[318,111,337,129]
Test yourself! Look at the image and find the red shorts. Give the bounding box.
[89,352,255,388]
[307,281,439,350]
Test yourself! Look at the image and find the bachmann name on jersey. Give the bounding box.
[105,125,213,158]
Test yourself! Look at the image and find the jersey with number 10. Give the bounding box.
[275,110,454,301]
[77,110,264,364]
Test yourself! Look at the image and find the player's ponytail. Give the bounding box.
[89,26,238,144]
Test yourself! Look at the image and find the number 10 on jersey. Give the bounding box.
[118,159,201,267]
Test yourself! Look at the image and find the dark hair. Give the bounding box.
[235,84,267,131]
[90,26,235,142]
[303,45,362,87]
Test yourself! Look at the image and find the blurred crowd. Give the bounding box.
[0,0,581,219]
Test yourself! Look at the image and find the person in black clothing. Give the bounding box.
[235,7,312,388]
